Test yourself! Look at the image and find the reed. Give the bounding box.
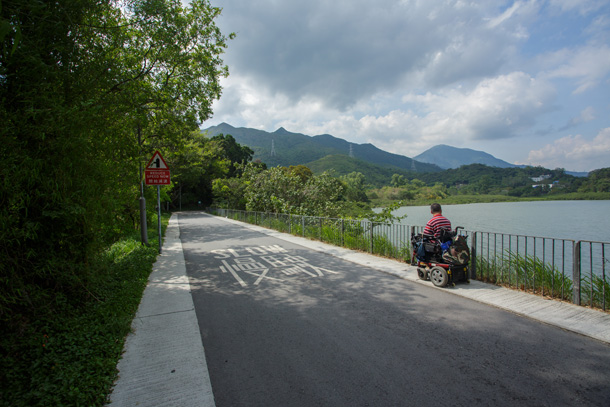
[581,273,610,310]
[483,251,573,301]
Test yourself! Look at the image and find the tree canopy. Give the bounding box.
[0,0,233,324]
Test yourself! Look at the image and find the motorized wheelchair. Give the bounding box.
[410,227,471,287]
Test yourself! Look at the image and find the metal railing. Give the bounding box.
[210,208,609,311]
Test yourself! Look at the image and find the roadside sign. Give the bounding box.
[146,151,169,170]
[145,170,171,185]
[144,151,171,185]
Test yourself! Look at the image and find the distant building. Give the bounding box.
[531,174,551,182]
[532,182,557,189]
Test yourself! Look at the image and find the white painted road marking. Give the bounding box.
[215,245,338,287]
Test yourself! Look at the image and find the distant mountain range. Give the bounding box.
[413,145,588,177]
[413,144,517,169]
[203,123,589,180]
[204,123,441,174]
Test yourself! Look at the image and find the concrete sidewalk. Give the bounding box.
[108,213,610,406]
[107,215,214,406]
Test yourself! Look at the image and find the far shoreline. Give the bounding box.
[370,192,610,208]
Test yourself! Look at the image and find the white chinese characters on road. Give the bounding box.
[211,245,338,287]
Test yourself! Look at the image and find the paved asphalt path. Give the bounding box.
[178,212,610,407]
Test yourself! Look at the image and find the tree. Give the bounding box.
[288,165,314,183]
[391,174,407,187]
[239,166,349,217]
[341,172,370,202]
[0,0,233,322]
[210,134,254,177]
[212,178,248,209]
[579,168,610,193]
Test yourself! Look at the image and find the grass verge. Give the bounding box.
[0,213,170,407]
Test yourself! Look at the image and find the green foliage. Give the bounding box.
[0,0,232,327]
[1,1,233,401]
[210,134,254,177]
[581,272,610,310]
[369,165,610,206]
[368,200,408,224]
[476,252,573,301]
[391,174,407,187]
[578,167,610,193]
[212,177,248,209]
[0,215,168,406]
[236,164,352,217]
[340,172,370,202]
[306,154,417,187]
[417,164,582,196]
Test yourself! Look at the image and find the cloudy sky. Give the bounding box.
[202,0,610,172]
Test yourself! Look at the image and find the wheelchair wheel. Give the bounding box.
[429,266,448,287]
[417,268,427,280]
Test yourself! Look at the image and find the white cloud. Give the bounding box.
[559,106,596,131]
[549,0,607,15]
[524,128,610,171]
[203,0,610,172]
[546,45,610,93]
[486,0,539,33]
[402,72,556,140]
[217,0,527,108]
[209,71,558,156]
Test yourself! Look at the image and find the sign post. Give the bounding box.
[145,151,171,253]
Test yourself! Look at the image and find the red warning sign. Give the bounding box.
[144,151,171,185]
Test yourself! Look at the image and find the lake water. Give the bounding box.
[391,201,610,243]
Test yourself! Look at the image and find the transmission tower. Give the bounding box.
[270,140,276,157]
[349,144,354,158]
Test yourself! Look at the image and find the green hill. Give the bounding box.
[305,154,414,187]
[203,123,441,173]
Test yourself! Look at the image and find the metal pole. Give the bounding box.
[470,232,477,280]
[573,241,581,305]
[139,196,148,245]
[157,185,162,254]
[138,126,148,245]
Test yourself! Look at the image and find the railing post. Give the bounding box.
[341,219,344,246]
[369,222,374,253]
[470,232,477,280]
[319,217,322,240]
[573,241,581,305]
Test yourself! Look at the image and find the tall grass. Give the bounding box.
[476,251,573,302]
[581,273,610,310]
[0,214,170,407]
[476,249,610,309]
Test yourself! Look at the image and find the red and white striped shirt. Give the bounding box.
[423,214,452,239]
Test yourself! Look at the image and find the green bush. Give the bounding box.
[0,216,168,407]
